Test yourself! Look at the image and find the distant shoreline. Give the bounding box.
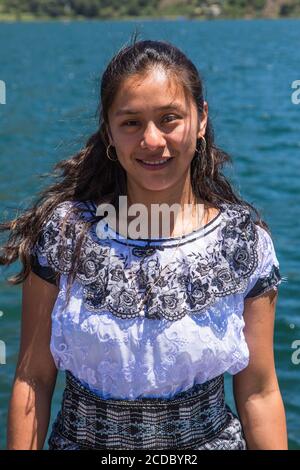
[0,13,300,22]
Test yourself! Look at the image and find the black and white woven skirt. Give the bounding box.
[47,370,247,450]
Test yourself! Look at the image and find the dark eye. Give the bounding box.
[122,120,138,127]
[122,115,180,127]
[163,114,179,123]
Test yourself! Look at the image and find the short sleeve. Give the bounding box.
[30,201,75,286]
[30,250,58,285]
[244,225,282,300]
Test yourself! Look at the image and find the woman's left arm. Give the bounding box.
[233,289,288,450]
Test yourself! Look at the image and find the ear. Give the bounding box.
[197,101,208,139]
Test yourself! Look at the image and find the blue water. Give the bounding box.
[0,19,299,449]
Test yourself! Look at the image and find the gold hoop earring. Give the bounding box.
[106,143,118,162]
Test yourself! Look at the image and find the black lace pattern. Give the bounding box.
[31,200,281,321]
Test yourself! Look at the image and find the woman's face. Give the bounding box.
[106,67,208,194]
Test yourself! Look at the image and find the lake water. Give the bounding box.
[0,18,299,449]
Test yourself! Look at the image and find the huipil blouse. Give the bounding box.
[30,199,282,400]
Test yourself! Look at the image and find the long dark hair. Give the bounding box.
[0,32,270,308]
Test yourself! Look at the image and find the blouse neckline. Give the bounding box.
[88,200,226,248]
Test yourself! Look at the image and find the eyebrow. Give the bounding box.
[115,103,185,116]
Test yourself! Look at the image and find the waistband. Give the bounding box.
[53,370,231,450]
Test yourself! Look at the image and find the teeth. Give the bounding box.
[140,158,171,165]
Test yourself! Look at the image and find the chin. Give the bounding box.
[138,180,175,193]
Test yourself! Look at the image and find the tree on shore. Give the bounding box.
[0,0,300,19]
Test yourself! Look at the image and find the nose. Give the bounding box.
[141,121,166,149]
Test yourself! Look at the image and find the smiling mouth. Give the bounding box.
[136,157,173,169]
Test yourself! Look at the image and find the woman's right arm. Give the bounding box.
[6,270,60,450]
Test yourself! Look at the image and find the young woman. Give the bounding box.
[3,37,288,450]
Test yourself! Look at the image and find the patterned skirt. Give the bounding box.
[48,371,247,450]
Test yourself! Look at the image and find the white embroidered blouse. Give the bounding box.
[30,199,282,400]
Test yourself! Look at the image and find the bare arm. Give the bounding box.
[233,289,288,450]
[6,271,59,450]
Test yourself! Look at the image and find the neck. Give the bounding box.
[127,179,197,209]
[121,173,208,238]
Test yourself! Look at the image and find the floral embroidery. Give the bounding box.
[32,200,281,322]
